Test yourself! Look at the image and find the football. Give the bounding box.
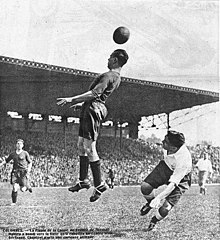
[113,26,130,44]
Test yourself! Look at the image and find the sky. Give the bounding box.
[0,0,219,146]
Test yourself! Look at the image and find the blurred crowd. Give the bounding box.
[0,129,219,187]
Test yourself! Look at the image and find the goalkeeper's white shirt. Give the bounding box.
[164,144,192,185]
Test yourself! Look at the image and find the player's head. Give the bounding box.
[16,139,24,149]
[162,130,185,150]
[108,49,129,69]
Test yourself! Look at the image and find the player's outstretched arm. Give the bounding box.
[57,90,94,107]
[150,182,175,208]
[57,97,74,106]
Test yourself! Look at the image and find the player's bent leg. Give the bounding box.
[27,185,33,193]
[140,182,155,216]
[20,186,27,192]
[147,200,172,231]
[141,182,154,196]
[157,200,172,219]
[21,184,32,193]
[23,182,33,193]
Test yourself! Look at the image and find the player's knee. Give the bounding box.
[13,184,19,192]
[77,142,85,155]
[141,182,153,196]
[84,146,91,156]
[87,150,99,162]
[159,201,172,218]
[83,145,97,161]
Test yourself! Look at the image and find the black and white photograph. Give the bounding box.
[0,0,219,239]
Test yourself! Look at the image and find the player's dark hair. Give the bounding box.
[112,49,129,67]
[17,139,24,143]
[167,130,185,148]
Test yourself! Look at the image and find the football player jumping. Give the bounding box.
[57,49,129,202]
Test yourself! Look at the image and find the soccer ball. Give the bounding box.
[113,26,130,44]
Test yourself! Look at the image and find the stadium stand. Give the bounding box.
[0,129,219,186]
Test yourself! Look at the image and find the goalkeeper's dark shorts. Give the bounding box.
[79,101,107,141]
[11,169,28,187]
[143,160,191,206]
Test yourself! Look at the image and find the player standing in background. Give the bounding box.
[0,139,32,206]
[57,49,128,202]
[195,148,213,195]
[106,168,115,189]
[140,131,192,231]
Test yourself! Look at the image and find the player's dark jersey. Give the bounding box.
[109,169,115,179]
[88,70,121,104]
[6,151,31,171]
[79,71,121,140]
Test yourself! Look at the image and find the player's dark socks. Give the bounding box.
[140,199,153,216]
[146,216,159,231]
[11,191,17,204]
[200,187,203,194]
[79,156,89,181]
[90,160,102,187]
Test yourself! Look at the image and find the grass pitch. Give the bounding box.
[0,184,219,240]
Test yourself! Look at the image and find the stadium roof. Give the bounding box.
[0,56,219,123]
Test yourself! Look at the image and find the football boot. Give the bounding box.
[90,183,107,202]
[140,202,152,216]
[68,180,90,193]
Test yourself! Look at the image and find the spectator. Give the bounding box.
[0,129,219,187]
